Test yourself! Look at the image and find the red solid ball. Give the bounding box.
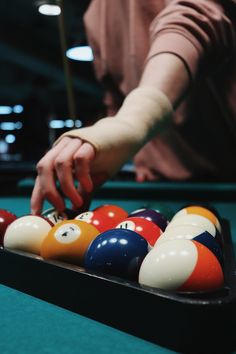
[116,216,162,247]
[0,209,17,245]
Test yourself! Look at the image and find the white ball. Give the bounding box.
[165,214,216,237]
[138,239,223,292]
[171,206,221,232]
[154,224,208,247]
[4,215,52,254]
[139,239,198,290]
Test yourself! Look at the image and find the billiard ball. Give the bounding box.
[128,208,168,231]
[130,204,175,221]
[41,207,66,225]
[0,209,17,246]
[165,214,217,237]
[172,205,221,233]
[180,202,221,221]
[74,210,115,232]
[40,219,100,266]
[116,216,162,247]
[3,215,53,254]
[155,224,205,245]
[84,228,149,281]
[154,224,223,265]
[139,239,224,292]
[93,204,128,226]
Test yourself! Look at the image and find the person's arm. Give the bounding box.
[31,0,236,214]
[139,53,189,109]
[134,0,236,182]
[139,0,235,104]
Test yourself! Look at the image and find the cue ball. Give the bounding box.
[3,215,53,254]
[0,209,17,246]
[40,219,100,266]
[84,228,149,281]
[139,239,224,292]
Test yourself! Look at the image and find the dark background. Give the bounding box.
[0,0,105,169]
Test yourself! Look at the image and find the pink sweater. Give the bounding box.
[84,0,236,181]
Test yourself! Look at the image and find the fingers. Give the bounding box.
[31,138,72,214]
[75,188,93,213]
[31,134,110,214]
[75,171,109,213]
[31,177,44,215]
[54,138,84,209]
[31,137,100,214]
[135,166,160,182]
[31,175,65,215]
[73,142,96,194]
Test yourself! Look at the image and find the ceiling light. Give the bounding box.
[13,105,24,113]
[15,122,23,129]
[0,105,24,115]
[0,106,12,115]
[5,134,16,144]
[0,141,8,154]
[75,120,82,128]
[36,0,61,16]
[66,46,94,62]
[1,122,15,130]
[64,119,74,128]
[49,120,65,129]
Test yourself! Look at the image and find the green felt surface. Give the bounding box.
[0,285,174,354]
[1,181,236,353]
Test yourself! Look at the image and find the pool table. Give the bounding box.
[0,180,236,354]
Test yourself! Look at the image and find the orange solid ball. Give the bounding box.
[40,219,100,266]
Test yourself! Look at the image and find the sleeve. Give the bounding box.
[146,0,236,80]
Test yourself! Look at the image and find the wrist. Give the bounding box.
[116,86,173,141]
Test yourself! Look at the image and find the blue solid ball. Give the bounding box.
[84,228,149,281]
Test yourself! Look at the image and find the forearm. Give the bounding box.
[139,53,190,109]
[142,0,236,110]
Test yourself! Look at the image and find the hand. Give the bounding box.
[134,148,162,183]
[31,87,172,214]
[30,136,107,215]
